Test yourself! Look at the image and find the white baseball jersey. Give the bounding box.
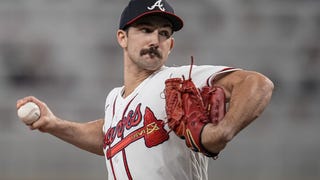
[103,65,238,180]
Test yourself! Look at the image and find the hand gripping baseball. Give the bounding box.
[165,57,226,158]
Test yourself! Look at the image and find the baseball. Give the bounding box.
[17,102,41,125]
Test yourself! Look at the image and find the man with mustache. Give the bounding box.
[16,0,274,179]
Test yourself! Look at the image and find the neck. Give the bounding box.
[123,72,151,98]
[123,59,155,98]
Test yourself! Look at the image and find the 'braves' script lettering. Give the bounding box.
[104,106,169,159]
[104,103,142,147]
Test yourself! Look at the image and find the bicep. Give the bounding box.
[86,118,105,140]
[212,70,269,100]
[211,70,245,100]
[83,118,105,155]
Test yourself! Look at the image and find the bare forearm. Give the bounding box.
[223,72,274,138]
[17,96,105,156]
[202,71,274,153]
[48,118,105,156]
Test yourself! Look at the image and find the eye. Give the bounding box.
[140,27,153,33]
[159,30,171,39]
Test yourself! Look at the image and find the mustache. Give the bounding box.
[140,46,162,59]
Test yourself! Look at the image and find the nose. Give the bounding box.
[148,30,160,48]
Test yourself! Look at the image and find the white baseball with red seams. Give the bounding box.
[102,65,238,180]
[17,102,41,125]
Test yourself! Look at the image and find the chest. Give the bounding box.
[103,81,168,151]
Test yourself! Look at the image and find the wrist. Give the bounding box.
[44,116,62,134]
[201,123,233,154]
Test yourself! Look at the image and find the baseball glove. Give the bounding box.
[164,57,226,158]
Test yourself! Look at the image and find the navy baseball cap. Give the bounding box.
[119,0,184,32]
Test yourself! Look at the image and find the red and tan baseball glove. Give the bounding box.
[164,57,226,158]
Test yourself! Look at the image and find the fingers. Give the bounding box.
[17,96,51,131]
[29,117,46,130]
[16,96,42,109]
[17,96,48,114]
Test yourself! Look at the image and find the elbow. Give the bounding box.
[245,71,274,99]
[247,72,274,116]
[256,72,274,102]
[92,148,105,156]
[87,143,105,156]
[97,152,105,156]
[260,74,274,96]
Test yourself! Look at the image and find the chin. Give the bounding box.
[144,63,163,72]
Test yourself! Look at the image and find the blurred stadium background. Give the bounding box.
[0,0,319,179]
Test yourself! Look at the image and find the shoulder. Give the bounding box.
[105,87,123,102]
[215,70,272,85]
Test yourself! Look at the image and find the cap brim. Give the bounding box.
[124,10,184,32]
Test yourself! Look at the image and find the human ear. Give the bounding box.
[117,30,127,48]
[168,38,175,54]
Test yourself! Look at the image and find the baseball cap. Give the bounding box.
[119,0,184,32]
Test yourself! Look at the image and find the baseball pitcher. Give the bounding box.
[16,0,274,179]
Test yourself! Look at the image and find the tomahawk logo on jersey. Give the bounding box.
[103,103,169,159]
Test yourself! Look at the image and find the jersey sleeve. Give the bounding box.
[168,65,240,87]
[206,66,241,86]
[102,87,122,134]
